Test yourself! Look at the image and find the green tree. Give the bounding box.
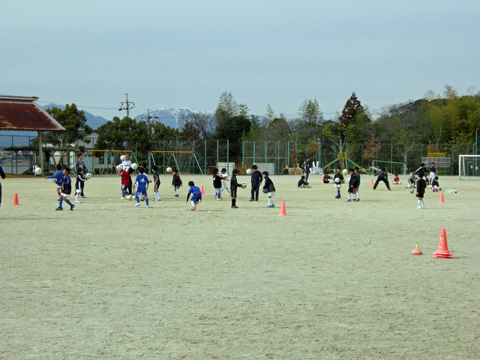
[299,98,322,124]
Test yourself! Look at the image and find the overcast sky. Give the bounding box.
[1,0,478,120]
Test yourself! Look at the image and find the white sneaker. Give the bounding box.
[146,205,149,208]
[135,203,140,207]
[74,200,82,204]
[121,197,125,200]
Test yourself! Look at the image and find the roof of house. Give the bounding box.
[0,95,66,132]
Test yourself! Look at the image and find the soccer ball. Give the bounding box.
[335,178,341,183]
[241,182,247,188]
[342,169,348,176]
[120,155,126,161]
[166,167,172,174]
[34,167,42,175]
[246,169,252,175]
[86,173,92,179]
[127,195,133,201]
[131,163,138,170]
[409,188,414,194]
[263,188,268,194]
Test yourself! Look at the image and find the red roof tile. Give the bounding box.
[0,95,65,131]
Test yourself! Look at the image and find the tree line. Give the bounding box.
[45,85,480,167]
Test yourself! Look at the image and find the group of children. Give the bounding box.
[321,167,361,202]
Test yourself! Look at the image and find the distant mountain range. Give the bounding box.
[42,104,212,130]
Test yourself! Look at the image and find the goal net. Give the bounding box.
[458,155,480,179]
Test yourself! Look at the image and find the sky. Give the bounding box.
[1,0,479,121]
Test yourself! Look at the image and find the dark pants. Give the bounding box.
[127,176,133,195]
[374,178,391,190]
[251,185,259,201]
[0,183,2,206]
[305,171,310,181]
[76,179,85,196]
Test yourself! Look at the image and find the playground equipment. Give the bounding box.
[322,151,366,173]
[148,151,203,175]
[371,160,406,175]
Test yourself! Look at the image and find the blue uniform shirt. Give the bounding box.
[46,171,63,186]
[187,186,202,202]
[135,174,150,194]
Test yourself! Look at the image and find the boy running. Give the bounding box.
[56,167,75,211]
[186,181,202,211]
[134,167,150,207]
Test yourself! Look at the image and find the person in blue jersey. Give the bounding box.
[45,164,63,198]
[56,167,75,211]
[134,167,150,208]
[0,165,5,207]
[186,181,202,211]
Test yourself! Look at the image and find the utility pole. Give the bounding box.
[142,109,159,137]
[119,93,135,118]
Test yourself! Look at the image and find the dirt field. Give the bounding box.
[1,173,479,359]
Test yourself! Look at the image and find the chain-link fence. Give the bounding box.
[1,133,478,176]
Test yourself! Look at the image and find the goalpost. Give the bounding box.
[458,155,480,179]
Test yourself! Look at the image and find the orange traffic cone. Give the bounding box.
[439,192,445,204]
[278,201,287,216]
[200,186,205,195]
[12,193,19,206]
[370,178,374,185]
[433,228,453,258]
[411,242,422,255]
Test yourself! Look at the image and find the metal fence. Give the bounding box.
[1,133,478,176]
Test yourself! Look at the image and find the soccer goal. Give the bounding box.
[458,155,480,179]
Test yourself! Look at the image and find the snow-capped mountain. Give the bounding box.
[134,108,213,130]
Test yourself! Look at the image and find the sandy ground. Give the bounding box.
[1,173,479,359]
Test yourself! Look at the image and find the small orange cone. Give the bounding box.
[200,185,205,195]
[411,242,422,255]
[12,193,19,206]
[278,201,287,216]
[370,178,374,185]
[433,228,453,258]
[439,192,445,204]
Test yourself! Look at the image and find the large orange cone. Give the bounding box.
[411,242,422,255]
[200,186,205,195]
[278,201,287,216]
[433,228,452,258]
[12,193,19,206]
[438,192,445,204]
[370,178,374,185]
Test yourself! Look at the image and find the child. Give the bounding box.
[230,169,242,208]
[45,164,63,198]
[220,168,231,196]
[373,167,391,191]
[134,167,150,207]
[74,168,88,203]
[333,166,344,199]
[120,167,134,199]
[297,175,311,188]
[416,173,426,209]
[407,170,416,188]
[0,165,5,207]
[431,176,442,192]
[56,167,75,211]
[323,171,332,184]
[354,167,361,202]
[262,171,276,208]
[74,153,88,197]
[117,154,132,195]
[346,168,357,202]
[429,162,438,184]
[172,169,182,197]
[213,168,223,200]
[186,181,202,211]
[393,174,401,184]
[152,165,161,201]
[250,164,263,201]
